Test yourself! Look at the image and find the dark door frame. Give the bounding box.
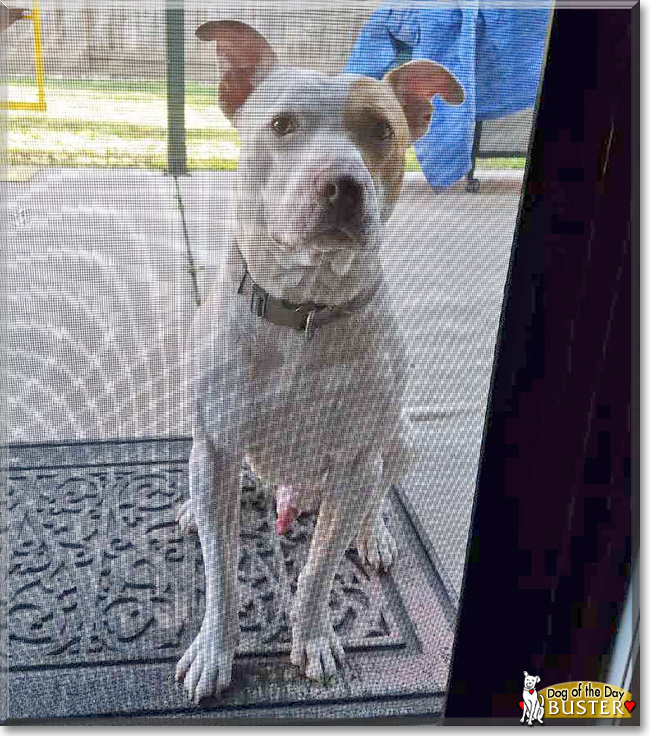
[445,4,638,723]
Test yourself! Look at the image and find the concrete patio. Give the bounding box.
[1,166,523,720]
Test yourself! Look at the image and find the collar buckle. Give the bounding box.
[304,311,317,341]
[291,304,317,341]
[250,281,269,318]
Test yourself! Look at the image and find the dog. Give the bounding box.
[521,671,544,725]
[175,20,464,702]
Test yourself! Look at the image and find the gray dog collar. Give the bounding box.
[237,264,379,341]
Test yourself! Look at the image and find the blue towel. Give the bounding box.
[345,3,551,187]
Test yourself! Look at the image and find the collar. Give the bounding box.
[236,261,380,341]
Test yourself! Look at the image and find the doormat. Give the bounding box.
[1,438,455,723]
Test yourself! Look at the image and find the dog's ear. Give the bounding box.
[196,20,278,122]
[384,60,464,142]
[523,671,529,676]
[536,676,541,684]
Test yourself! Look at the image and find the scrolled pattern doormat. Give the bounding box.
[1,438,454,722]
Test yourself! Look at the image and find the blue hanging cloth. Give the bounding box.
[344,2,551,187]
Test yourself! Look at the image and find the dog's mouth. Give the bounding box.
[270,227,377,254]
[321,227,355,247]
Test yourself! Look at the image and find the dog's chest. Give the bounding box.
[244,319,393,426]
[240,315,402,488]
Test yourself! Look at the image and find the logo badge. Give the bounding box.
[518,676,636,722]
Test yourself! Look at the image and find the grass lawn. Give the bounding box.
[5,77,526,173]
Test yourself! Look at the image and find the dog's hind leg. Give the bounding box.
[354,456,396,571]
[176,433,242,702]
[176,497,198,535]
[290,450,381,682]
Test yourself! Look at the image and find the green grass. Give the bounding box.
[6,77,526,172]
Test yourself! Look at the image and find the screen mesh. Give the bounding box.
[0,0,549,721]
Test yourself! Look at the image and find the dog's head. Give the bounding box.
[523,671,541,690]
[197,21,463,261]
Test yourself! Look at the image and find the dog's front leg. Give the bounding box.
[290,452,380,682]
[176,433,242,702]
[528,704,536,726]
[527,702,535,726]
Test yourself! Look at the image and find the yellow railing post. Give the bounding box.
[0,0,46,111]
[31,0,45,109]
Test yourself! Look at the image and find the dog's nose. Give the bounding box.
[322,176,364,230]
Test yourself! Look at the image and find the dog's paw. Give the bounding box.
[356,516,397,572]
[176,498,198,535]
[290,626,346,682]
[175,627,234,702]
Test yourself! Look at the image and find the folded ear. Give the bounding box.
[384,60,464,142]
[196,20,278,122]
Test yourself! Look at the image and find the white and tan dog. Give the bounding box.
[175,20,464,702]
[521,671,545,725]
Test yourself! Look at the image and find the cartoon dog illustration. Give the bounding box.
[521,671,544,725]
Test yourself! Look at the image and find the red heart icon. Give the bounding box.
[519,701,524,710]
[625,701,636,713]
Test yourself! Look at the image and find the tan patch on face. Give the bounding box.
[345,77,412,212]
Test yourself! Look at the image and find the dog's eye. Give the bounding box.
[371,118,393,142]
[271,115,296,136]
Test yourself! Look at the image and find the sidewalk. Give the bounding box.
[1,166,523,612]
